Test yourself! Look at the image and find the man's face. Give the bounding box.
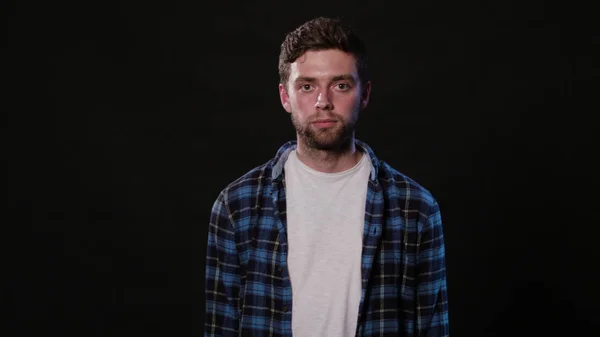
[279,49,371,151]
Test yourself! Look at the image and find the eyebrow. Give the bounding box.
[294,74,356,84]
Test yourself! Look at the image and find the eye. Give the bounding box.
[336,83,351,90]
[300,84,313,92]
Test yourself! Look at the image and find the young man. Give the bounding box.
[205,17,449,337]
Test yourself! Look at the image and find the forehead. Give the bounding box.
[290,49,358,79]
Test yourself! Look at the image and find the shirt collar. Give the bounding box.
[270,139,380,182]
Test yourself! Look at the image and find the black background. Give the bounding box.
[5,0,599,336]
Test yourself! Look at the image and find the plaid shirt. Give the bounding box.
[205,140,449,337]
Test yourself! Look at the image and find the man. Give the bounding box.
[205,17,449,337]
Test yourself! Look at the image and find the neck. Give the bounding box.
[295,136,362,173]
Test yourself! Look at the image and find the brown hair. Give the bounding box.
[278,17,369,88]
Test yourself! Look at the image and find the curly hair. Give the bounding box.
[278,17,369,88]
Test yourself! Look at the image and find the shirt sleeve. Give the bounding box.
[205,192,241,337]
[416,200,450,336]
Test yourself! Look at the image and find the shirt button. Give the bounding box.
[283,306,288,313]
[278,267,283,272]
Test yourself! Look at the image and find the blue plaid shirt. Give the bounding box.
[205,140,449,336]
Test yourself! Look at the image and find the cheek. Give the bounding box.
[290,93,316,111]
[334,93,360,109]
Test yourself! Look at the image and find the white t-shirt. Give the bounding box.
[284,150,371,337]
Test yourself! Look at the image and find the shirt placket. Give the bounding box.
[355,179,384,337]
[271,177,293,336]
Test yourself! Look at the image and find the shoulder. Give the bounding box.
[213,160,273,212]
[377,161,440,220]
[357,139,437,209]
[211,140,296,216]
[379,161,436,202]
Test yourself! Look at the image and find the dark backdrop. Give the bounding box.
[6,1,599,336]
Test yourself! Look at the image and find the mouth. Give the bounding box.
[311,119,337,128]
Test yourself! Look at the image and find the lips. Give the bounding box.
[311,119,337,128]
[311,119,337,124]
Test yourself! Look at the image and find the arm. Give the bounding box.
[205,193,241,337]
[416,201,450,336]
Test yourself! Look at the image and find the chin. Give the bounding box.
[308,134,352,151]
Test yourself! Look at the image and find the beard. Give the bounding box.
[290,110,359,153]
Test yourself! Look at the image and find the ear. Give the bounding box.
[279,83,292,113]
[360,81,371,109]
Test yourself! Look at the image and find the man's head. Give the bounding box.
[278,17,371,152]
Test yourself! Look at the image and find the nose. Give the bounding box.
[314,91,332,110]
